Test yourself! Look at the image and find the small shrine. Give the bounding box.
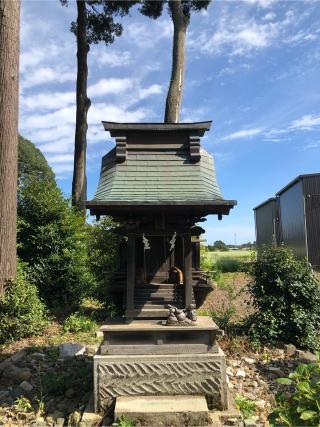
[86,121,236,319]
[86,121,237,420]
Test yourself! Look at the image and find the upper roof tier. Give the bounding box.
[86,122,236,216]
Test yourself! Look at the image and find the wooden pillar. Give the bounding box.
[184,232,193,307]
[126,234,135,318]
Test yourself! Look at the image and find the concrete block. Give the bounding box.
[114,395,210,427]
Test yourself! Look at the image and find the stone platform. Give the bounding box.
[94,316,228,413]
[100,316,223,355]
[114,395,210,427]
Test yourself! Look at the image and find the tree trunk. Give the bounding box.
[0,0,20,295]
[164,0,188,123]
[72,0,90,215]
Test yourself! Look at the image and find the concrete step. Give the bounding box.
[114,395,209,427]
[129,308,169,318]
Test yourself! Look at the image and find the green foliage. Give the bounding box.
[14,396,32,413]
[269,356,320,426]
[216,257,241,273]
[18,176,96,307]
[248,245,320,350]
[18,135,55,182]
[63,312,97,333]
[0,263,49,344]
[213,240,229,251]
[112,414,135,427]
[86,217,120,299]
[235,394,257,419]
[80,297,119,322]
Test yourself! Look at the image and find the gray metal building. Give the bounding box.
[254,174,320,268]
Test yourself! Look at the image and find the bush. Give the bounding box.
[216,257,242,273]
[63,313,97,333]
[248,245,320,350]
[0,263,49,343]
[18,177,96,307]
[269,356,320,426]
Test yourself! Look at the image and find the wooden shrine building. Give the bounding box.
[86,122,236,320]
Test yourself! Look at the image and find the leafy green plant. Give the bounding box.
[248,245,320,350]
[235,394,257,419]
[112,414,135,427]
[0,262,49,344]
[42,372,68,396]
[269,356,320,426]
[14,396,32,413]
[63,312,97,333]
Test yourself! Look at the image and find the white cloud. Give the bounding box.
[138,84,163,100]
[88,78,133,97]
[242,0,277,8]
[40,139,74,154]
[222,127,264,140]
[290,114,320,130]
[21,67,75,89]
[93,50,133,67]
[46,154,74,163]
[21,91,75,111]
[126,19,173,48]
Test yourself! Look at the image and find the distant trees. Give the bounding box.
[208,240,229,252]
[140,0,211,122]
[0,0,20,294]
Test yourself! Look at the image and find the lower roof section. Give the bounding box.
[86,199,237,217]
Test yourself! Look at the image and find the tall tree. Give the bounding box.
[140,0,210,123]
[0,0,20,295]
[62,0,136,213]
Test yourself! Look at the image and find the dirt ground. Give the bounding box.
[198,272,254,321]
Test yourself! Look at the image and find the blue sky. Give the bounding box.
[20,0,320,244]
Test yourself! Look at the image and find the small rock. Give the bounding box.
[255,399,266,410]
[45,416,54,425]
[295,349,305,358]
[226,366,234,377]
[10,386,25,400]
[236,369,246,378]
[225,418,240,426]
[56,418,65,427]
[268,366,282,373]
[59,343,86,358]
[244,357,256,365]
[0,358,12,373]
[244,419,258,427]
[19,381,33,392]
[284,344,296,357]
[10,350,27,363]
[65,388,75,399]
[96,331,104,338]
[0,390,9,403]
[31,352,46,360]
[2,365,31,385]
[228,382,234,390]
[231,360,240,367]
[299,351,317,362]
[86,345,98,356]
[50,411,64,421]
[251,381,258,389]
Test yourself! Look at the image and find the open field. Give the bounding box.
[202,249,255,265]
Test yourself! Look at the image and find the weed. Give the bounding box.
[112,414,135,427]
[63,312,97,333]
[235,394,257,419]
[14,396,32,413]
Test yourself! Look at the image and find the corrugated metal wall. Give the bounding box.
[278,180,307,259]
[255,200,276,246]
[303,176,320,268]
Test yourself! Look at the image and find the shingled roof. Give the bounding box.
[86,122,236,215]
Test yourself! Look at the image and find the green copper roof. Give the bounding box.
[93,148,224,203]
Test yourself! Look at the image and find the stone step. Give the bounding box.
[129,308,169,318]
[114,395,209,427]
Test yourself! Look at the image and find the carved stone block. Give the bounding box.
[94,349,228,412]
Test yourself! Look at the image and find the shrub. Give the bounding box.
[0,263,49,344]
[248,245,320,350]
[216,257,242,273]
[63,313,97,333]
[269,356,320,426]
[18,177,96,307]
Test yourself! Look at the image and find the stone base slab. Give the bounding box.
[114,395,210,427]
[94,348,228,413]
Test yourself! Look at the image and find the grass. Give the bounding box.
[203,249,254,265]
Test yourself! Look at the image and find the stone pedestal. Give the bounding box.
[94,316,229,413]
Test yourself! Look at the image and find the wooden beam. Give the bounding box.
[126,234,135,318]
[184,233,193,307]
